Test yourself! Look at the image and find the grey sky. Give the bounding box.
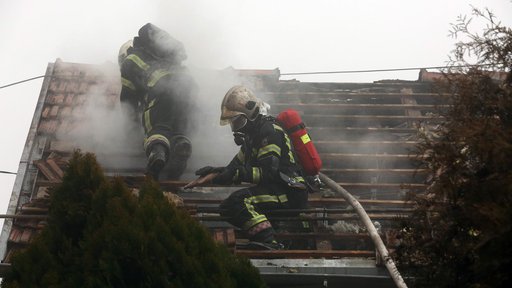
[0,0,511,224]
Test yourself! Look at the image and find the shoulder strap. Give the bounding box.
[273,115,305,134]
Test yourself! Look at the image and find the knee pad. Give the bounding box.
[144,134,171,158]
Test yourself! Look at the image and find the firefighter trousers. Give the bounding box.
[219,184,308,234]
[142,81,193,179]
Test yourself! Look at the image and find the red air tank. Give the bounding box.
[276,109,322,176]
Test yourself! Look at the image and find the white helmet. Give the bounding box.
[220,85,264,131]
[118,39,133,66]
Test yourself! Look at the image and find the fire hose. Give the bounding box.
[184,171,408,287]
[319,172,408,288]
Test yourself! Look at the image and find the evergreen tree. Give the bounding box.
[395,7,512,288]
[2,151,265,288]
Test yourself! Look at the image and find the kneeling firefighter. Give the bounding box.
[118,23,197,180]
[194,85,309,249]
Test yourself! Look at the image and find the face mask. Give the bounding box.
[229,115,248,132]
[233,132,245,146]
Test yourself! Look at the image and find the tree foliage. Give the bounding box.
[395,7,512,288]
[2,151,264,288]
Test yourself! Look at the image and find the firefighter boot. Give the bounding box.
[146,143,168,180]
[167,136,192,179]
[246,223,284,250]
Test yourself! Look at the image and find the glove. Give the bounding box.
[212,165,250,185]
[212,167,236,185]
[195,166,225,177]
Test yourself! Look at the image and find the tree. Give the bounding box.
[395,7,512,288]
[2,151,265,288]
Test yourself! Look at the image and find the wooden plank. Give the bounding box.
[315,140,418,146]
[19,207,48,214]
[263,92,447,98]
[320,153,412,159]
[33,160,58,181]
[194,214,406,222]
[334,182,426,188]
[0,214,48,219]
[304,114,441,121]
[275,232,373,240]
[322,168,427,174]
[46,158,64,179]
[130,179,426,190]
[196,207,413,214]
[309,197,409,206]
[308,126,417,133]
[271,103,446,110]
[235,249,375,259]
[181,197,410,207]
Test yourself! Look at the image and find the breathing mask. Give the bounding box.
[233,132,245,146]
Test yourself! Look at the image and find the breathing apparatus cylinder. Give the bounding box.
[276,109,322,176]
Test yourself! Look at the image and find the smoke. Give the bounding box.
[279,83,416,200]
[51,23,267,183]
[55,66,146,172]
[184,67,265,179]
[52,63,260,181]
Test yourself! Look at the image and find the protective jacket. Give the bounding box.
[121,38,195,130]
[218,116,309,237]
[226,116,306,189]
[120,34,196,179]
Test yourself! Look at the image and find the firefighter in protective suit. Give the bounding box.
[118,23,197,180]
[195,85,309,249]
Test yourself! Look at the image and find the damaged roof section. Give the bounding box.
[0,59,124,260]
[1,59,447,286]
[38,60,120,135]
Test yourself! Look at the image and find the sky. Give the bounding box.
[0,0,511,226]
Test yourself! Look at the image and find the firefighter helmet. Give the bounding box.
[220,85,263,130]
[118,39,133,66]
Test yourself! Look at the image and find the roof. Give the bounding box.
[419,67,509,82]
[0,59,445,286]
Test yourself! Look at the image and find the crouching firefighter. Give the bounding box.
[118,23,197,180]
[191,85,309,249]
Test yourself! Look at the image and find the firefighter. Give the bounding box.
[195,85,309,249]
[118,23,197,180]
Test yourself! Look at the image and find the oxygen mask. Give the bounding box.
[233,132,245,146]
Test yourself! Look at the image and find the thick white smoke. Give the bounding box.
[53,62,260,181]
[186,68,241,171]
[54,67,146,172]
[53,20,269,181]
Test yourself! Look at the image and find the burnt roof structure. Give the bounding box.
[0,59,446,287]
